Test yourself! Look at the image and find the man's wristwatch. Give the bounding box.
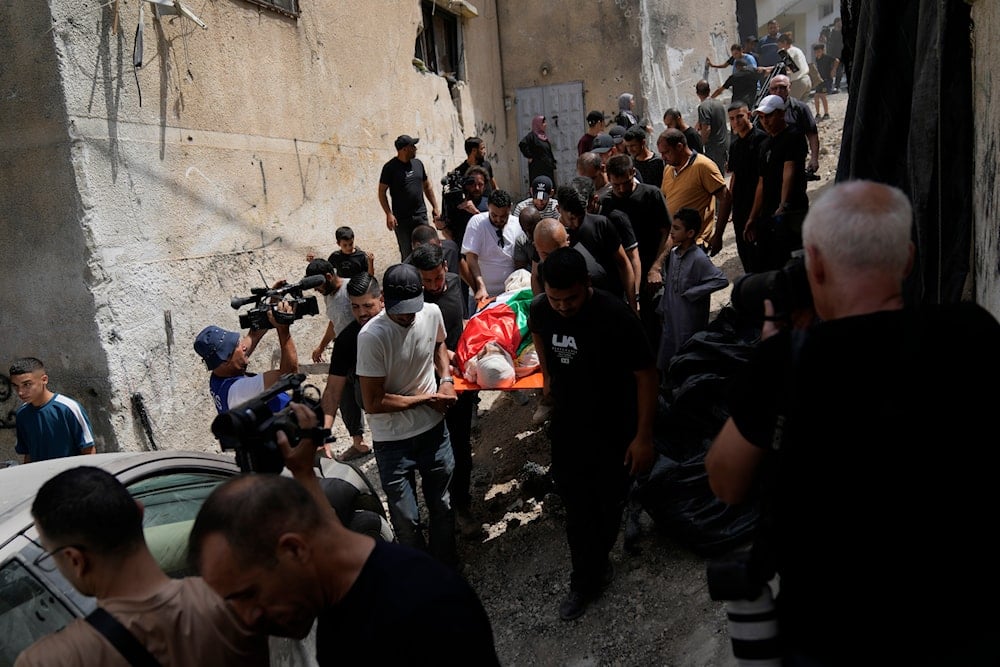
[439,376,455,386]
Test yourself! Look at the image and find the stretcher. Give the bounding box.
[452,371,544,392]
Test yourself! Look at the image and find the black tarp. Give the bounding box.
[837,0,973,304]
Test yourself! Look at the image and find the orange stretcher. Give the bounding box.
[453,372,544,392]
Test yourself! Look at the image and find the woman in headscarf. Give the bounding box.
[518,114,556,187]
[614,92,640,129]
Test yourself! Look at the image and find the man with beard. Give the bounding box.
[319,273,385,462]
[528,247,656,621]
[410,243,481,538]
[190,402,498,665]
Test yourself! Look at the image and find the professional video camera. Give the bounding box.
[776,48,799,73]
[730,251,812,322]
[210,373,330,474]
[230,275,322,331]
[441,168,470,211]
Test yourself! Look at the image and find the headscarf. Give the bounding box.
[618,93,634,111]
[531,115,548,142]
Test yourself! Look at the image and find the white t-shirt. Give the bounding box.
[785,45,810,83]
[325,284,354,338]
[461,211,524,296]
[355,304,446,442]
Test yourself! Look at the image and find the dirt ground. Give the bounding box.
[324,91,849,666]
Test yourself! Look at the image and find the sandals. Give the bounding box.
[336,444,372,462]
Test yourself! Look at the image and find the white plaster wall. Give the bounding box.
[0,0,504,456]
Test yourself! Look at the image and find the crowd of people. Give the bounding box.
[10,13,997,667]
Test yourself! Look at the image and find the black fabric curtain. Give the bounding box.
[836,0,973,304]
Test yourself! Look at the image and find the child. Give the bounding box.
[811,42,838,120]
[656,208,729,373]
[327,226,375,278]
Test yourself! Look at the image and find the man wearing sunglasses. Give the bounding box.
[16,466,268,666]
[462,189,523,303]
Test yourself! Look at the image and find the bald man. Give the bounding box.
[532,218,609,294]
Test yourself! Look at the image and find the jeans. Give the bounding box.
[374,419,456,567]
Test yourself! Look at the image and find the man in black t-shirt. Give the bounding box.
[710,58,760,109]
[191,414,499,666]
[598,157,671,342]
[318,273,383,462]
[529,247,657,622]
[453,136,497,196]
[745,95,809,271]
[623,125,665,192]
[409,243,480,538]
[717,100,767,272]
[707,181,1000,665]
[557,180,635,310]
[378,134,441,261]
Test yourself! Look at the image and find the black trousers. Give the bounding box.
[550,430,631,595]
[446,389,476,510]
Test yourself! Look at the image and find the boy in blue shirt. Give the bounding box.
[9,357,95,463]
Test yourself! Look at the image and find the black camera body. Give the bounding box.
[731,252,812,322]
[210,373,329,474]
[231,277,321,331]
[441,168,469,211]
[776,48,799,73]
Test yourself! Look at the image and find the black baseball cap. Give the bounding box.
[586,110,605,125]
[394,135,419,150]
[382,264,424,315]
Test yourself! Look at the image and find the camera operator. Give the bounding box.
[439,165,489,249]
[705,181,1000,665]
[194,281,299,414]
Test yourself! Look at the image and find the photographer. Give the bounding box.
[194,280,299,414]
[439,165,489,249]
[705,181,1000,665]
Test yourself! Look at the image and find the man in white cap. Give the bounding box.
[356,263,459,567]
[743,94,809,271]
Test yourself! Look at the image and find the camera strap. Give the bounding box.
[86,607,161,667]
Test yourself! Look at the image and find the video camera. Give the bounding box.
[230,276,322,331]
[210,373,330,474]
[731,252,812,323]
[776,48,799,73]
[441,168,470,210]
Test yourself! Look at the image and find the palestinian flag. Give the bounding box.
[456,287,535,376]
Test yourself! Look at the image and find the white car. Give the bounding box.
[0,451,391,666]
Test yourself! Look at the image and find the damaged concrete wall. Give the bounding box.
[640,1,738,136]
[972,0,1000,320]
[494,0,736,187]
[0,0,507,458]
[0,2,115,459]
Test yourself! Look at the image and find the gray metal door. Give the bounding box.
[514,81,584,198]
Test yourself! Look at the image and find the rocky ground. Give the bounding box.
[323,91,849,666]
